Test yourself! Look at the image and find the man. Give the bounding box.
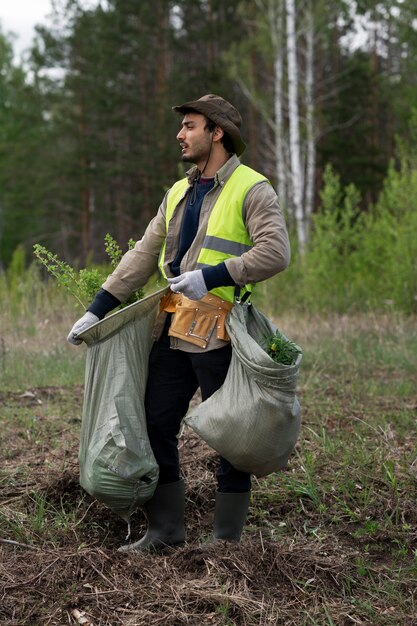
[68,94,290,551]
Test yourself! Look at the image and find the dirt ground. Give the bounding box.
[1,385,416,626]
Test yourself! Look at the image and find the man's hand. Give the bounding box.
[168,270,208,300]
[67,312,99,345]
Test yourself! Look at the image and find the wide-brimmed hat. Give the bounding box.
[172,94,246,156]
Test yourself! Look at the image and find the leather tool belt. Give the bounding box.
[159,290,234,349]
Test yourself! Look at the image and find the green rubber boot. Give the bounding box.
[212,491,251,542]
[118,479,186,552]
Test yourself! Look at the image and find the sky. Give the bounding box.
[0,0,54,59]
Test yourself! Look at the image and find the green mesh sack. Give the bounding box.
[77,287,168,524]
[184,303,302,477]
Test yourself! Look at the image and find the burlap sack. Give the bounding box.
[77,288,168,522]
[185,303,302,477]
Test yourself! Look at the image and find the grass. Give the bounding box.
[0,277,416,625]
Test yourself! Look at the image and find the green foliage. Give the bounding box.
[317,50,390,202]
[2,0,417,274]
[6,245,27,291]
[259,152,417,315]
[104,233,124,268]
[305,165,363,303]
[264,331,301,365]
[33,244,90,310]
[33,234,143,311]
[350,148,417,312]
[104,233,136,268]
[0,31,55,266]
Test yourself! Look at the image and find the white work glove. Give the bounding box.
[67,311,99,345]
[168,270,208,300]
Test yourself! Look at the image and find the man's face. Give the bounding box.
[176,113,213,168]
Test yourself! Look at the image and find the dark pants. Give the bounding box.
[144,325,251,493]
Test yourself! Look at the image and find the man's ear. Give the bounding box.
[212,126,224,142]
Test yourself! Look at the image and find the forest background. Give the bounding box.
[1,0,416,314]
[1,3,417,624]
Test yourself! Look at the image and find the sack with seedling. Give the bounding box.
[185,303,302,477]
[33,237,162,529]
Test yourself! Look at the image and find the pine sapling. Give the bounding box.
[264,330,301,365]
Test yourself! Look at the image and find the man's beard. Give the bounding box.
[181,137,212,165]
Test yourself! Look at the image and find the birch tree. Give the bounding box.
[266,0,287,211]
[286,0,306,250]
[304,0,315,224]
[236,0,316,250]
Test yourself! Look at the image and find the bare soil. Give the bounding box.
[1,385,417,625]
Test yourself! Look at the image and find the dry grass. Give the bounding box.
[1,309,417,625]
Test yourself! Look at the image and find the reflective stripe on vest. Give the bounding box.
[159,165,269,303]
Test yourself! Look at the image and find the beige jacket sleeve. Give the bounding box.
[224,181,290,286]
[102,192,169,302]
[103,171,289,301]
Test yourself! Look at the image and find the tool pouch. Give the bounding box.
[160,291,233,349]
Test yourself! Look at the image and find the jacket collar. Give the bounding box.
[185,154,241,187]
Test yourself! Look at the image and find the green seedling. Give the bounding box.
[264,330,301,365]
[33,234,143,311]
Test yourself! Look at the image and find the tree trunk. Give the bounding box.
[270,0,287,211]
[79,95,91,263]
[286,0,306,250]
[304,0,315,233]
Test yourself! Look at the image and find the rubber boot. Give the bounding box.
[118,479,186,552]
[212,491,251,542]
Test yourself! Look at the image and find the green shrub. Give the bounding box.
[303,165,363,310]
[33,234,143,311]
[354,162,417,311]
[258,158,417,315]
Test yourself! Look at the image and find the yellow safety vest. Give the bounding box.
[159,164,269,303]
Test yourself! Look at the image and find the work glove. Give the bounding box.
[67,311,99,345]
[168,270,208,301]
